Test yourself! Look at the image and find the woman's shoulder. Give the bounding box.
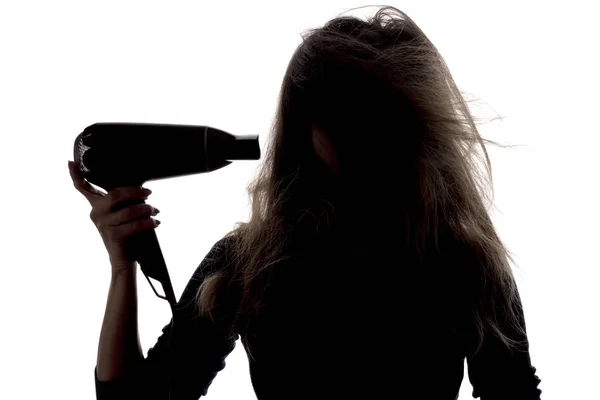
[207,234,238,259]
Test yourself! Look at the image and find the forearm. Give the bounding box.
[96,264,144,382]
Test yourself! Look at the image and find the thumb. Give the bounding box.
[68,161,106,203]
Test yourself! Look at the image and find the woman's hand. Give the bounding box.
[68,161,161,270]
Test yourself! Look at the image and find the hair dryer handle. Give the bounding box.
[126,228,177,305]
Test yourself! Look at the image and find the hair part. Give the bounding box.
[194,5,528,359]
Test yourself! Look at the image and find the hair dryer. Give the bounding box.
[73,122,260,305]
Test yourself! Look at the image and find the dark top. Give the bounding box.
[94,235,542,400]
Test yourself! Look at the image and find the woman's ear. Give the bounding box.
[312,125,340,176]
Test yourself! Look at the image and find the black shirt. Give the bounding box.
[94,236,542,399]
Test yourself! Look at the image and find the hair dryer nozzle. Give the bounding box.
[206,127,260,161]
[229,135,260,160]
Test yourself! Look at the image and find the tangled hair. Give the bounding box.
[194,6,528,358]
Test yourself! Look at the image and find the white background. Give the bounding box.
[1,1,598,399]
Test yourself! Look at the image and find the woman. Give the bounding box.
[71,6,542,399]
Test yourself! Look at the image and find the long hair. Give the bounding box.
[194,5,528,358]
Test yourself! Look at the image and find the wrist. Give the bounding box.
[110,262,137,277]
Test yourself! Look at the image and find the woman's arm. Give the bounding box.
[96,264,144,382]
[93,237,239,399]
[465,290,542,399]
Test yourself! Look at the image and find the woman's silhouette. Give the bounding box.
[90,6,542,399]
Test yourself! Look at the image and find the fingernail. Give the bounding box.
[143,188,152,195]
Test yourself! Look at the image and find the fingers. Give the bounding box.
[103,203,158,228]
[91,186,152,221]
[69,161,154,226]
[103,217,161,250]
